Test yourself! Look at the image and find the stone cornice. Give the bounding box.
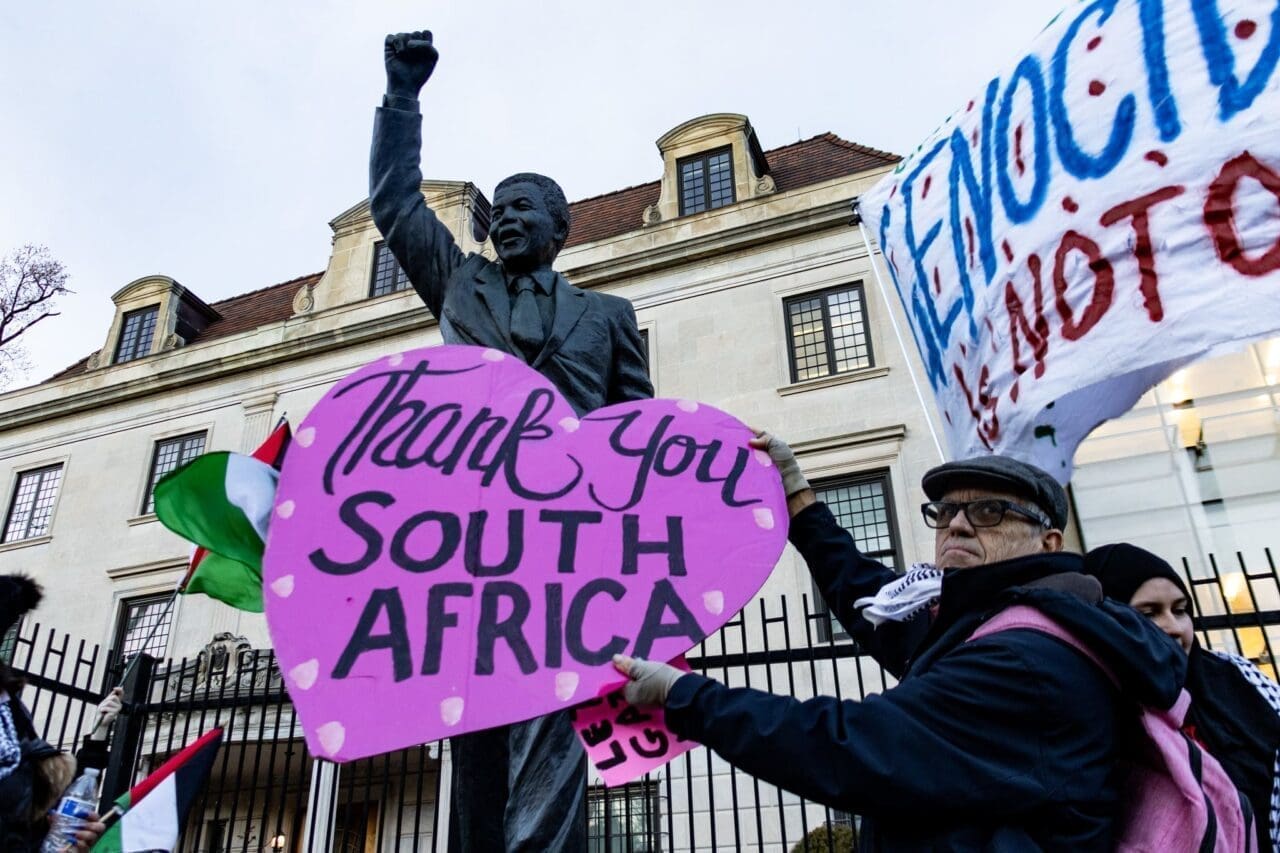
[791,424,907,456]
[106,557,186,581]
[0,185,868,431]
[1,308,434,431]
[563,196,856,289]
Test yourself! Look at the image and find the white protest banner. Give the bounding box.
[860,0,1280,481]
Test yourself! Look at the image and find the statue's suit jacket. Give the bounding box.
[370,105,653,415]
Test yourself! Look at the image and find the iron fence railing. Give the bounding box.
[7,547,1280,851]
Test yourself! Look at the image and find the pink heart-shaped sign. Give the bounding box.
[264,345,786,761]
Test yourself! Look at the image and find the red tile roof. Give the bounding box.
[47,133,897,382]
[47,273,321,381]
[564,133,898,248]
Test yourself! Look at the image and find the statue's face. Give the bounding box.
[490,181,564,272]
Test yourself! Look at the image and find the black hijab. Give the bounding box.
[1087,543,1280,843]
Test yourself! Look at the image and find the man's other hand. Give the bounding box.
[384,30,439,98]
[749,430,815,516]
[612,655,685,707]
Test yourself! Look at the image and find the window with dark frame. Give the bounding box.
[639,328,650,378]
[587,780,661,853]
[810,471,903,642]
[204,818,227,853]
[114,305,160,364]
[370,241,413,297]
[111,593,174,671]
[677,147,735,215]
[785,284,874,383]
[0,622,20,664]
[143,432,207,514]
[2,464,63,543]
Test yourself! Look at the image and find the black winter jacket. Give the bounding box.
[665,502,1186,852]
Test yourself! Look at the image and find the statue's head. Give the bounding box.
[490,173,571,272]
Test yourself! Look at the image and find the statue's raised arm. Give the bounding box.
[384,30,437,100]
[369,29,462,319]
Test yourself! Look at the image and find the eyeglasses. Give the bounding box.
[921,499,1050,530]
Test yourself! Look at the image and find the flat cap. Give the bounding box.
[922,456,1068,530]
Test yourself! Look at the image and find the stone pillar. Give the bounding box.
[303,759,341,851]
[240,393,280,451]
[210,392,279,639]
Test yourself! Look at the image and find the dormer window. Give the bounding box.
[370,241,413,297]
[678,147,735,215]
[114,306,159,364]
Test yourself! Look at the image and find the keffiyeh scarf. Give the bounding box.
[854,564,943,626]
[0,692,21,782]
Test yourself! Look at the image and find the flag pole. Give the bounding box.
[852,200,947,462]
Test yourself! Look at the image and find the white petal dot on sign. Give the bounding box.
[482,349,505,362]
[753,507,776,530]
[753,450,773,467]
[276,500,296,520]
[316,721,345,756]
[388,352,404,366]
[270,575,295,598]
[554,672,580,702]
[289,659,319,690]
[703,590,725,615]
[295,427,316,448]
[676,399,699,413]
[559,417,580,433]
[440,697,465,726]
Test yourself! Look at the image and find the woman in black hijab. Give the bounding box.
[1087,543,1280,852]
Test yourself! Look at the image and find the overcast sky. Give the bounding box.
[0,0,1067,386]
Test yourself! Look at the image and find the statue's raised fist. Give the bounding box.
[384,30,438,97]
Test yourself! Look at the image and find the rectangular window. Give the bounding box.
[370,241,412,297]
[0,622,20,665]
[205,818,227,852]
[112,594,174,669]
[3,464,63,543]
[811,471,903,642]
[639,328,651,378]
[114,306,160,364]
[785,285,874,382]
[143,432,206,514]
[587,781,661,852]
[678,147,734,215]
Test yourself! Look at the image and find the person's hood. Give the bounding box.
[919,551,1185,709]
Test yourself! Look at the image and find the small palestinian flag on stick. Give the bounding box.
[154,420,291,612]
[92,727,223,852]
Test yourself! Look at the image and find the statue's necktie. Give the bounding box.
[510,276,544,363]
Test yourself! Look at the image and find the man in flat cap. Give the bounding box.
[615,439,1185,851]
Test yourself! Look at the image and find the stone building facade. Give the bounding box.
[30,108,1275,849]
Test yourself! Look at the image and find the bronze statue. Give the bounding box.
[370,30,653,851]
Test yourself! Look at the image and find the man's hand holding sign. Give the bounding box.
[262,345,786,763]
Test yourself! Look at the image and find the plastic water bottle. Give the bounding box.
[41,767,99,852]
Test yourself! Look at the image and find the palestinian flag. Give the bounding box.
[154,421,290,612]
[93,727,223,852]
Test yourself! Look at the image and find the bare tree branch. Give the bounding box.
[0,244,72,389]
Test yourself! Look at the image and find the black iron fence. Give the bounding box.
[7,548,1280,852]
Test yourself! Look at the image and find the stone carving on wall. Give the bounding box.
[292,281,315,315]
[642,204,662,226]
[755,174,777,196]
[161,632,282,697]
